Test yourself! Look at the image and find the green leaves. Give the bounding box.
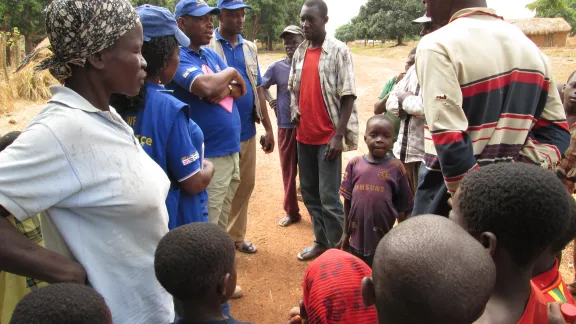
[334,0,424,45]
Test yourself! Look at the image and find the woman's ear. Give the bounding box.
[480,232,497,257]
[87,52,106,70]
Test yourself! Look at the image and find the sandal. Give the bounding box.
[297,246,326,261]
[235,241,257,254]
[279,216,300,227]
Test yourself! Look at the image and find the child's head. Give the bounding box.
[0,131,21,152]
[299,249,377,323]
[364,115,395,159]
[154,222,236,304]
[10,283,112,324]
[362,215,495,324]
[564,71,576,116]
[451,163,571,268]
[405,48,416,72]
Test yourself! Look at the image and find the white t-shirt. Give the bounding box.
[0,86,174,324]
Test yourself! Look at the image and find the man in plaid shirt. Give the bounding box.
[288,0,358,261]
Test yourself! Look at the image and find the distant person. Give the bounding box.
[207,0,276,255]
[0,132,46,323]
[155,223,251,324]
[10,283,112,324]
[338,115,413,267]
[290,0,358,261]
[415,0,570,217]
[286,249,377,324]
[262,25,305,227]
[110,5,215,229]
[362,215,496,324]
[373,49,415,150]
[0,0,175,322]
[532,198,576,304]
[450,163,572,323]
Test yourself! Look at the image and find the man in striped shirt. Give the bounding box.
[413,0,570,216]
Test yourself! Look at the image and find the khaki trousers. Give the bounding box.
[207,153,240,231]
[228,137,257,242]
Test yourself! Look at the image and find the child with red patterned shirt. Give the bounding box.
[338,115,413,267]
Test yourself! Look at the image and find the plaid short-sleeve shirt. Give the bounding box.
[288,36,359,151]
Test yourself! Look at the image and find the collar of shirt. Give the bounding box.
[214,28,244,45]
[297,35,336,55]
[182,46,209,58]
[449,7,503,23]
[48,86,104,113]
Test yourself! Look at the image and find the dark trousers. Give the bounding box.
[278,128,300,220]
[297,143,344,248]
[412,163,451,217]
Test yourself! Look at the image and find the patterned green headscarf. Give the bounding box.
[17,0,139,82]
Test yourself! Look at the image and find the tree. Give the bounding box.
[335,23,356,43]
[351,0,423,46]
[527,0,576,35]
[0,0,51,53]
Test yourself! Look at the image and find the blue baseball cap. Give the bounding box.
[136,5,190,47]
[217,0,252,10]
[175,0,221,19]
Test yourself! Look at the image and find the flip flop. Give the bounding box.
[297,246,325,261]
[279,216,301,227]
[235,241,257,254]
[231,285,243,299]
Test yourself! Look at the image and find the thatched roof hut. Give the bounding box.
[507,18,572,47]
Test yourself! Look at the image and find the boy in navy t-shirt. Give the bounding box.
[155,223,251,324]
[338,115,413,267]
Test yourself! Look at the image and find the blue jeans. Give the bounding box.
[412,164,451,217]
[297,143,344,248]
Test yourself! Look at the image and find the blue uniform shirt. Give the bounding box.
[124,82,201,229]
[215,29,263,142]
[178,119,209,224]
[167,46,241,158]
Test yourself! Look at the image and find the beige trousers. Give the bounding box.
[228,137,257,242]
[206,153,240,231]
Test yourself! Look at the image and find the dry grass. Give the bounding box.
[0,77,14,114]
[507,18,572,36]
[11,38,58,101]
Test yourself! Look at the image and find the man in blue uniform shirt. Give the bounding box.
[168,0,247,238]
[207,0,275,255]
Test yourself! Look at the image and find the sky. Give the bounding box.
[324,0,536,36]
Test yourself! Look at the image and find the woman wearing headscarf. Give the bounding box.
[0,1,174,323]
[110,5,215,230]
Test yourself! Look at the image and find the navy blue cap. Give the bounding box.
[217,0,252,10]
[136,5,190,47]
[174,0,221,19]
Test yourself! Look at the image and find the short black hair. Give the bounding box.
[304,0,328,17]
[10,283,111,324]
[458,163,571,266]
[109,35,179,119]
[409,48,417,56]
[372,215,496,324]
[551,197,576,253]
[0,131,21,152]
[366,114,394,128]
[154,223,235,301]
